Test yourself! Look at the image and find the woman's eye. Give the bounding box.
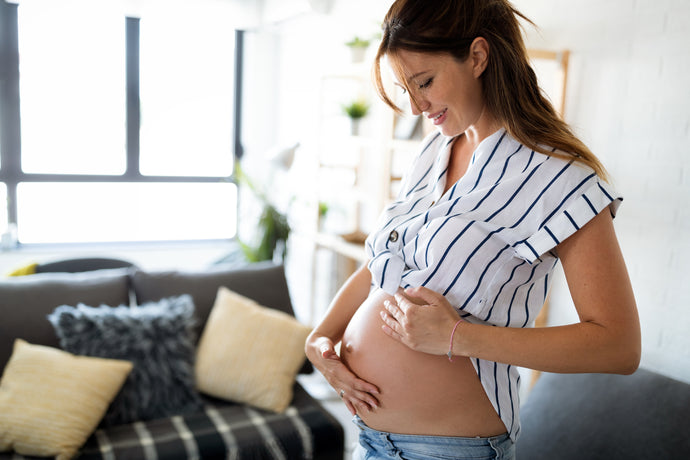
[419,78,433,89]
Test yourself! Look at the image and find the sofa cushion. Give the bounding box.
[195,287,312,413]
[71,384,344,460]
[0,340,132,460]
[131,262,313,374]
[517,369,690,460]
[0,269,131,372]
[47,295,203,427]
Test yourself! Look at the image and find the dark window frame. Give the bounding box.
[0,1,244,244]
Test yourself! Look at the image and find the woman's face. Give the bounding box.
[392,48,487,138]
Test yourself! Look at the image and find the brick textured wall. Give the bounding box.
[516,0,690,383]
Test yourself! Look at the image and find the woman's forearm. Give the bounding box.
[454,319,640,375]
[456,211,641,375]
[305,263,372,358]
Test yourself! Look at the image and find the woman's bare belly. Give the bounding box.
[340,289,506,437]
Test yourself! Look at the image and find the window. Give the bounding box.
[139,12,235,177]
[0,1,240,244]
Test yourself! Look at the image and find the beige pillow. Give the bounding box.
[0,339,132,460]
[195,287,312,412]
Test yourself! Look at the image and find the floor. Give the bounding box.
[297,372,359,459]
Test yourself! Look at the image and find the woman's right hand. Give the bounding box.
[306,334,380,416]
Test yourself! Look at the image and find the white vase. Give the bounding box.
[350,46,367,63]
[350,119,361,136]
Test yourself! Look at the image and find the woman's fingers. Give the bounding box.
[404,285,443,306]
[330,365,381,414]
[340,384,380,414]
[320,342,339,360]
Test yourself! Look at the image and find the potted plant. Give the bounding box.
[345,36,370,63]
[342,99,370,135]
[234,160,291,263]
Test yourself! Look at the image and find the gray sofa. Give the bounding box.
[0,262,344,459]
[518,369,690,459]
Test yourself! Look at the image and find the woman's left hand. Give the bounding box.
[380,286,463,356]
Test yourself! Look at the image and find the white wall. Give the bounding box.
[264,0,690,384]
[514,0,690,384]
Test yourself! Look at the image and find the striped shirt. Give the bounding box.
[365,128,622,441]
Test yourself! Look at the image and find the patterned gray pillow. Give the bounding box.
[47,295,202,427]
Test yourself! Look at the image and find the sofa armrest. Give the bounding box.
[517,368,690,460]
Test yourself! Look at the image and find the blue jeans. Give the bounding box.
[351,416,515,460]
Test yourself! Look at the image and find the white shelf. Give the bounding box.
[312,232,367,263]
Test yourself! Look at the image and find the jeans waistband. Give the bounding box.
[352,415,514,460]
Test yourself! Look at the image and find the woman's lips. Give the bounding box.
[429,108,447,125]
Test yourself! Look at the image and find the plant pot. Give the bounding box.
[350,46,367,63]
[350,119,361,136]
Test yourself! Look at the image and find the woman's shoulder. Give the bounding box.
[497,131,599,181]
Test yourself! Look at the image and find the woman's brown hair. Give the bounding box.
[373,0,608,180]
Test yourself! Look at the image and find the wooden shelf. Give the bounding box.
[313,232,367,263]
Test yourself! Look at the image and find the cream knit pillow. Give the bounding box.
[0,339,132,460]
[195,287,311,412]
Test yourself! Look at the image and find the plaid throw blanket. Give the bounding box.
[2,385,344,460]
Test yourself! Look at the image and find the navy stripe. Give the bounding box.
[412,234,421,269]
[422,220,476,286]
[486,156,552,223]
[444,141,521,218]
[443,228,504,301]
[401,226,410,246]
[523,283,535,328]
[457,244,510,310]
[544,225,560,244]
[447,180,460,201]
[514,373,521,439]
[597,181,614,201]
[564,210,579,230]
[485,260,526,322]
[505,282,520,327]
[507,365,515,436]
[380,258,390,289]
[437,166,449,185]
[463,144,523,215]
[506,161,572,228]
[404,133,442,197]
[538,172,595,229]
[583,193,598,215]
[505,265,537,327]
[468,131,507,193]
[406,163,435,197]
[381,194,429,230]
[522,150,535,173]
[446,193,463,215]
[494,362,501,418]
[525,240,540,261]
[424,219,448,267]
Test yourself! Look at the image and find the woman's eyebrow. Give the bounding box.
[407,70,430,81]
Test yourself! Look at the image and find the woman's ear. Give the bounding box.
[470,37,490,78]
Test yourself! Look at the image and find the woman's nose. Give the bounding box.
[410,95,429,116]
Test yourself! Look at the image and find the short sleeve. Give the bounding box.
[514,179,622,263]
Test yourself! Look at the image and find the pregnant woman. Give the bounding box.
[305,1,641,459]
